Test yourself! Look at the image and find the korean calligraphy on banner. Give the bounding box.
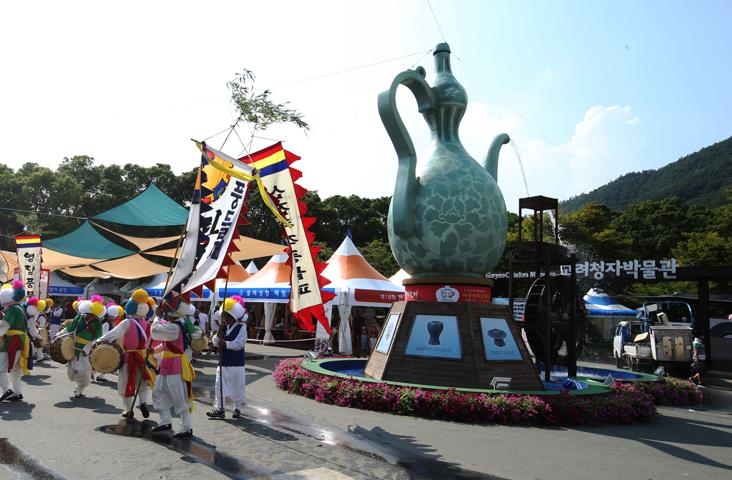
[242,143,334,334]
[15,234,42,298]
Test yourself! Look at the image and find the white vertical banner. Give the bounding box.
[185,175,249,293]
[15,234,42,298]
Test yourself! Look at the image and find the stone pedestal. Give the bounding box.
[364,287,544,391]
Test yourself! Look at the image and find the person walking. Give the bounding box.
[689,331,707,386]
[91,289,154,418]
[0,280,41,402]
[150,295,196,438]
[59,295,105,398]
[26,298,48,362]
[207,296,248,419]
[49,301,65,340]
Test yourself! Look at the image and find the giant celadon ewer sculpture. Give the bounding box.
[365,44,543,391]
[378,42,510,280]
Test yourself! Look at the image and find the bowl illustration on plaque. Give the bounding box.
[487,328,507,347]
[436,285,459,303]
[427,320,444,345]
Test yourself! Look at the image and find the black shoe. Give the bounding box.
[232,409,241,419]
[122,410,134,419]
[173,429,193,438]
[6,393,23,402]
[151,423,172,432]
[139,403,150,418]
[206,408,225,419]
[0,390,14,402]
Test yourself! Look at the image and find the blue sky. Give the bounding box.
[1,0,730,213]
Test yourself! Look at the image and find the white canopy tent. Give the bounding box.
[322,237,405,354]
[388,268,410,285]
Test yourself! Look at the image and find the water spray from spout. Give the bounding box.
[508,139,530,198]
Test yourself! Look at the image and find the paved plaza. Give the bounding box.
[1,344,730,480]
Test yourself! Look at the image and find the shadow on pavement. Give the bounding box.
[577,411,732,471]
[53,396,122,415]
[0,401,35,421]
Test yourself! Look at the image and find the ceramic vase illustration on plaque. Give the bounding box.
[427,320,444,345]
[488,329,507,347]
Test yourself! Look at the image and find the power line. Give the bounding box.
[426,0,447,43]
[0,206,87,221]
[271,50,431,90]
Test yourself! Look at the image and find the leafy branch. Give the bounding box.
[228,69,310,132]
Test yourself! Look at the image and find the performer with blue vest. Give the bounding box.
[207,295,248,419]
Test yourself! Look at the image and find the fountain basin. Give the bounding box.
[301,358,659,396]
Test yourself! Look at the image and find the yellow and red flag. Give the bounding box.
[241,143,334,335]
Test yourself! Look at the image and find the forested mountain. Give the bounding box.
[560,135,732,214]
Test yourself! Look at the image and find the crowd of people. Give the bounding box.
[0,280,249,438]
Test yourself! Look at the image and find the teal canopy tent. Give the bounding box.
[44,221,134,260]
[92,182,188,226]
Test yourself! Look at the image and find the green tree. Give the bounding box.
[673,231,732,267]
[359,239,399,278]
[611,198,690,260]
[560,202,629,260]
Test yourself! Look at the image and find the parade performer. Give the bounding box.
[182,303,202,361]
[207,296,248,419]
[49,300,65,339]
[26,298,48,362]
[59,295,104,398]
[93,290,155,417]
[150,295,196,438]
[0,281,41,402]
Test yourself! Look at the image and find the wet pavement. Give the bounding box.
[0,344,730,479]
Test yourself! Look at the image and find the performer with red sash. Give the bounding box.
[0,281,40,402]
[93,289,155,417]
[150,295,196,438]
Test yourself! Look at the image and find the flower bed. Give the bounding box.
[272,357,703,426]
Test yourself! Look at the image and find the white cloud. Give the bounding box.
[459,103,646,212]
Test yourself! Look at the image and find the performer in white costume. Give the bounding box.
[150,295,196,437]
[207,295,248,419]
[58,296,105,398]
[49,301,65,340]
[92,289,155,418]
[26,298,47,362]
[0,281,41,402]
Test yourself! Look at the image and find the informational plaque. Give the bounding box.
[481,317,523,360]
[375,313,400,354]
[405,314,461,359]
